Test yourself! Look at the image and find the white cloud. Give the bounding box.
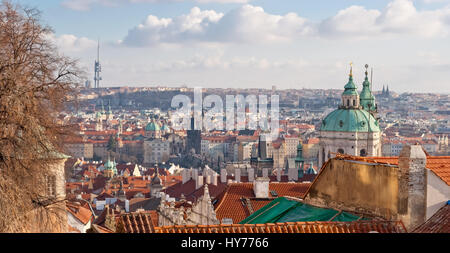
[319,0,450,38]
[122,5,314,47]
[120,0,450,47]
[44,33,97,53]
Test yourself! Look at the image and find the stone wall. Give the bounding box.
[304,145,427,231]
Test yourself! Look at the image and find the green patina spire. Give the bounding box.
[360,64,376,111]
[343,62,358,95]
[295,142,305,177]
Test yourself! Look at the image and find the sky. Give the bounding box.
[11,0,450,93]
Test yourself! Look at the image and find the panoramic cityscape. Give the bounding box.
[0,0,449,241]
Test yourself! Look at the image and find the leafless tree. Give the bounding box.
[0,1,82,232]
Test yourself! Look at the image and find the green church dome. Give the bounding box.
[145,121,160,131]
[320,108,380,133]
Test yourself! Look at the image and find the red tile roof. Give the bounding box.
[413,203,450,233]
[164,178,228,203]
[214,182,311,224]
[91,224,115,233]
[117,211,158,233]
[67,202,93,225]
[153,221,407,233]
[366,156,450,186]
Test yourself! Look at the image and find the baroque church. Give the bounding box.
[318,64,382,168]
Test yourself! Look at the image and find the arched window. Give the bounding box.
[353,100,356,106]
[347,99,350,106]
[338,148,344,154]
[360,149,367,157]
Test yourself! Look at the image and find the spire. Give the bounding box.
[349,62,353,78]
[360,64,376,111]
[382,85,385,95]
[364,64,369,81]
[343,62,358,96]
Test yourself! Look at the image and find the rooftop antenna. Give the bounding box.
[94,39,102,89]
[370,67,373,93]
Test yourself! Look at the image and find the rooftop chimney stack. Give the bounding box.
[196,175,204,190]
[212,174,218,186]
[220,169,227,183]
[262,168,268,178]
[192,169,198,182]
[248,168,255,182]
[253,177,270,198]
[182,169,188,184]
[398,144,427,231]
[277,168,282,182]
[288,167,298,181]
[206,175,211,185]
[235,168,241,183]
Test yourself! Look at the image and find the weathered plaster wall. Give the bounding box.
[304,159,401,220]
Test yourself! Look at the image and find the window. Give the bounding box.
[46,175,57,197]
[360,149,367,157]
[353,100,356,106]
[337,148,344,154]
[347,100,350,106]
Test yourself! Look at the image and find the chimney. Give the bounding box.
[182,169,188,184]
[253,177,270,198]
[235,168,241,183]
[206,175,211,184]
[196,175,204,190]
[192,169,198,182]
[288,167,298,181]
[220,169,227,183]
[277,168,281,182]
[262,168,268,178]
[248,168,255,182]
[398,144,427,231]
[212,175,218,186]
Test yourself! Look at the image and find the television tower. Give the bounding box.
[94,40,102,89]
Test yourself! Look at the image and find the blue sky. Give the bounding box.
[11,0,450,93]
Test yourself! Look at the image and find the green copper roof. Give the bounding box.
[104,159,117,175]
[295,143,304,162]
[320,108,380,132]
[360,75,376,111]
[343,75,358,96]
[145,121,161,131]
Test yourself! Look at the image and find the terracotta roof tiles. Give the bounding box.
[214,182,311,224]
[153,221,406,233]
[117,211,158,233]
[367,156,450,186]
[413,203,450,233]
